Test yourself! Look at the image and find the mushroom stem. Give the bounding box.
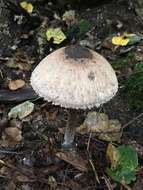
[62,109,79,149]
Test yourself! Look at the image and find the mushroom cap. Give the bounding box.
[30,45,118,109]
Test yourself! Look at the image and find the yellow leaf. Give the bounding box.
[112,35,129,46]
[46,28,66,44]
[106,143,119,168]
[20,1,33,13]
[20,1,27,9]
[26,3,33,13]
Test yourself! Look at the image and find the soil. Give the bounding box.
[0,0,143,190]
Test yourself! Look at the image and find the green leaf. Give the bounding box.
[134,62,143,72]
[67,19,91,40]
[78,19,91,36]
[128,35,143,45]
[106,145,138,184]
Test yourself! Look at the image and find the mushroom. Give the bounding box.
[30,45,118,149]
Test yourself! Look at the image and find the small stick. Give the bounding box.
[121,183,132,190]
[0,150,26,155]
[87,131,92,152]
[102,174,113,190]
[122,113,143,129]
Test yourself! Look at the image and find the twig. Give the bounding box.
[102,174,113,190]
[87,131,92,152]
[87,152,100,183]
[0,69,3,79]
[122,112,143,129]
[0,150,26,155]
[121,183,132,190]
[0,160,35,180]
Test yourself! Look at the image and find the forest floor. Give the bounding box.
[0,0,143,189]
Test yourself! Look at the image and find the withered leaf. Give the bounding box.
[8,80,25,91]
[56,151,88,172]
[1,127,22,145]
[8,101,34,119]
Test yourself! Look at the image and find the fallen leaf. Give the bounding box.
[0,119,23,146]
[0,159,35,185]
[7,181,16,190]
[20,1,33,13]
[48,176,57,188]
[1,127,22,145]
[6,48,35,71]
[112,34,129,46]
[128,34,143,45]
[56,151,88,172]
[46,28,66,44]
[8,101,34,119]
[102,37,115,50]
[62,10,76,26]
[7,58,32,71]
[4,127,22,141]
[16,172,35,183]
[112,33,143,46]
[8,79,25,91]
[106,143,120,168]
[76,112,122,142]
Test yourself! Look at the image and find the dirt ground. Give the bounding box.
[0,0,143,190]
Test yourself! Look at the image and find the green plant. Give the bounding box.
[126,62,143,108]
[112,53,135,70]
[106,145,138,185]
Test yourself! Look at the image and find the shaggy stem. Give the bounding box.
[62,109,79,149]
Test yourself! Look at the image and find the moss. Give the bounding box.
[126,62,143,109]
[112,53,143,108]
[112,53,135,70]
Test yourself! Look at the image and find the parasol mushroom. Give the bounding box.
[30,45,118,149]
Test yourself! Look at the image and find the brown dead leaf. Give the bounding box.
[102,37,115,50]
[6,48,34,71]
[1,127,22,145]
[7,58,32,71]
[15,172,35,183]
[8,80,25,91]
[56,151,88,172]
[0,159,35,185]
[76,112,122,142]
[6,181,16,190]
